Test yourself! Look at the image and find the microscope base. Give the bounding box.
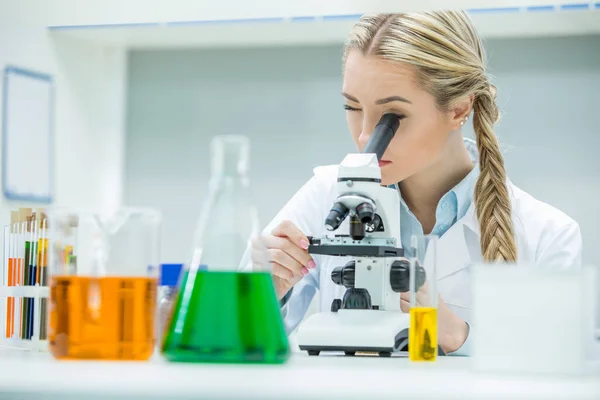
[296,309,410,356]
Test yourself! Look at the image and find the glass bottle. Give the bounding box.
[161,135,289,364]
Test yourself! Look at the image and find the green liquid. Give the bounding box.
[161,270,289,364]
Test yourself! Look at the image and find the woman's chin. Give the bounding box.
[380,164,413,187]
[380,168,396,186]
[380,176,395,187]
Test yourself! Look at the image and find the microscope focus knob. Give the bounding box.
[331,299,342,312]
[390,259,426,293]
[331,261,355,288]
[342,288,372,310]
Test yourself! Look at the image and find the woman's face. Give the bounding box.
[343,51,460,186]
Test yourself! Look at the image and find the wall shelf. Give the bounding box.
[46,2,600,49]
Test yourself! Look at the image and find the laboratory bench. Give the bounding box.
[0,349,598,400]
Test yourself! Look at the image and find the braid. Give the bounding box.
[473,85,517,262]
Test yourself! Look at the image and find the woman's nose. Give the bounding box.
[358,124,376,149]
[358,131,370,149]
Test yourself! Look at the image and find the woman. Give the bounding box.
[249,11,582,355]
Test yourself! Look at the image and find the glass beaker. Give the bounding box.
[48,207,161,360]
[409,234,438,362]
[161,135,289,364]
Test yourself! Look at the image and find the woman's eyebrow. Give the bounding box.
[375,95,412,105]
[342,92,359,102]
[342,92,412,105]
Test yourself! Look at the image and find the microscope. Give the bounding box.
[296,114,426,357]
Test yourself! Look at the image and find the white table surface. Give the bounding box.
[0,349,598,400]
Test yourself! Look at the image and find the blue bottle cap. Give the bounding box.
[160,263,183,287]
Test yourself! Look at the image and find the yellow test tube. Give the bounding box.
[408,234,438,362]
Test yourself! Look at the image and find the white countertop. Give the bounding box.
[0,349,598,400]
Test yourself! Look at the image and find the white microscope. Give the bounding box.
[296,113,427,357]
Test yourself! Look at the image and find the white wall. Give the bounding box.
[0,18,126,233]
[125,36,600,269]
[125,45,353,263]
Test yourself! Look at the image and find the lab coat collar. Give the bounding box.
[436,203,479,280]
[429,136,482,279]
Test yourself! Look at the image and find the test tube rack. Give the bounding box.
[0,286,49,351]
[0,209,50,352]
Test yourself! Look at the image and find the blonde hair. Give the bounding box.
[344,11,517,262]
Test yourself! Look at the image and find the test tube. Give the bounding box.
[409,234,438,362]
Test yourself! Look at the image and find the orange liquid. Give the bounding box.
[49,276,157,360]
[5,258,15,337]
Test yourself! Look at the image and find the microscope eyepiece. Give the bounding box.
[325,202,349,231]
[362,113,402,160]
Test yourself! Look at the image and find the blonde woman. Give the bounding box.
[249,11,582,355]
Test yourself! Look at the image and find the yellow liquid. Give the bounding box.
[409,307,437,361]
[49,276,157,360]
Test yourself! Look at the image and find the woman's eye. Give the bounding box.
[344,104,362,112]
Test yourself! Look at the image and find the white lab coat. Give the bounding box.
[249,153,583,339]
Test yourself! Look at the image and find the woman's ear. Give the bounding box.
[450,94,474,130]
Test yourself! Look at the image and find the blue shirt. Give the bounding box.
[397,165,480,253]
[394,164,480,356]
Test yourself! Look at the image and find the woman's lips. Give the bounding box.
[378,160,392,167]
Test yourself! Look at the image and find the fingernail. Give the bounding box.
[300,240,309,250]
[307,260,316,269]
[302,267,309,276]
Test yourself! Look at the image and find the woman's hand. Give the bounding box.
[400,283,469,354]
[256,220,316,300]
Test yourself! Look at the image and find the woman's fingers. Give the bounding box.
[262,220,317,299]
[268,248,305,277]
[272,220,310,250]
[271,262,296,281]
[400,298,410,313]
[400,291,411,312]
[400,285,437,313]
[263,235,314,270]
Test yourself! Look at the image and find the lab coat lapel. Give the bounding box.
[436,203,480,280]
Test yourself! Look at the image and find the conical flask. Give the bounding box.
[162,135,289,364]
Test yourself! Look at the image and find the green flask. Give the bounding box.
[162,135,289,364]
